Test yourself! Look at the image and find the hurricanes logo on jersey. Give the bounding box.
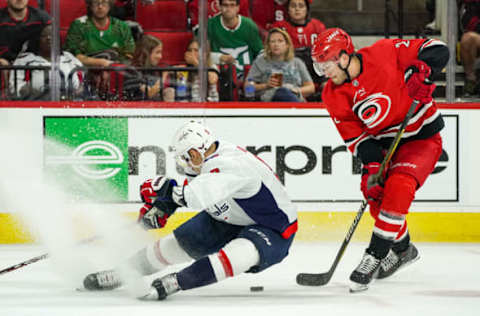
[352,93,391,128]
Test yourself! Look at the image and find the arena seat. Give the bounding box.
[145,31,193,65]
[59,28,68,47]
[136,0,188,31]
[44,0,87,29]
[0,0,38,7]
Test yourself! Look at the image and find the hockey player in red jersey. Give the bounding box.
[311,28,449,292]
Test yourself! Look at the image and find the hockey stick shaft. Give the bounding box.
[0,219,141,276]
[0,235,99,276]
[297,99,420,286]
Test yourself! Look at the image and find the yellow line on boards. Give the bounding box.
[1,212,480,244]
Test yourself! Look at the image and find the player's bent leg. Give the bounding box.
[140,238,260,300]
[83,234,192,291]
[375,173,420,279]
[350,173,417,292]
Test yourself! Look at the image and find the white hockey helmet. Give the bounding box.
[169,120,216,169]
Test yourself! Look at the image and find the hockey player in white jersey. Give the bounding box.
[83,120,298,300]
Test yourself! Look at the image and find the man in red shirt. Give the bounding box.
[312,28,449,292]
[0,0,51,65]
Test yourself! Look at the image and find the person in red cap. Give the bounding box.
[311,28,449,292]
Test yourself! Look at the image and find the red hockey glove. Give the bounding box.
[137,203,169,230]
[138,176,185,230]
[404,60,436,104]
[139,178,158,204]
[140,176,184,210]
[360,162,384,202]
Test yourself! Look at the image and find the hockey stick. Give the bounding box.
[296,99,420,286]
[0,219,140,276]
[0,235,99,276]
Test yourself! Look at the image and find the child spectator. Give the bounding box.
[64,0,135,68]
[122,35,174,101]
[177,38,219,102]
[245,27,314,101]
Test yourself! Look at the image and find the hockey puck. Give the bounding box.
[250,286,264,292]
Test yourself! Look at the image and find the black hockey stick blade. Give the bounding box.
[296,271,331,286]
[296,200,368,286]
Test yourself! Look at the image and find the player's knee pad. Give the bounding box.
[144,234,192,272]
[207,238,260,282]
[381,173,417,215]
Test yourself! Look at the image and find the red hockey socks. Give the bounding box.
[367,173,417,259]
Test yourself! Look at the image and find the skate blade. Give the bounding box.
[137,287,159,301]
[349,282,369,293]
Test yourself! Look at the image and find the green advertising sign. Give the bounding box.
[44,117,129,201]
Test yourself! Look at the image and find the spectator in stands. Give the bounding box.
[9,24,83,100]
[251,0,288,39]
[178,38,219,102]
[0,0,51,65]
[207,0,263,79]
[271,0,325,49]
[64,0,135,68]
[271,0,327,100]
[122,34,174,101]
[188,0,250,32]
[245,27,314,102]
[459,0,480,96]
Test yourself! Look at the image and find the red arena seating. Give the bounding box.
[145,31,193,65]
[44,0,87,29]
[0,0,38,7]
[136,0,187,31]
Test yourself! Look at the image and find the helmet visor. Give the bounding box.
[169,145,190,169]
[313,60,338,77]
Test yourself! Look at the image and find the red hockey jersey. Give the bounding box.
[271,18,326,49]
[322,38,446,158]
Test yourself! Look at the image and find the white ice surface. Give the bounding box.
[1,242,479,316]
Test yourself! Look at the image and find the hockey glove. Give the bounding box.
[140,176,184,211]
[360,162,384,202]
[404,59,436,104]
[138,203,169,230]
[138,176,186,230]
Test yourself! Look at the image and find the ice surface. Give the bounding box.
[0,242,479,316]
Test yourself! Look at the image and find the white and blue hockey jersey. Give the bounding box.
[182,140,298,239]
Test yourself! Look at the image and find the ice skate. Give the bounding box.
[377,243,419,279]
[83,269,122,291]
[138,273,180,301]
[349,252,381,293]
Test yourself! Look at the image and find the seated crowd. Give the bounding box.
[0,0,329,102]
